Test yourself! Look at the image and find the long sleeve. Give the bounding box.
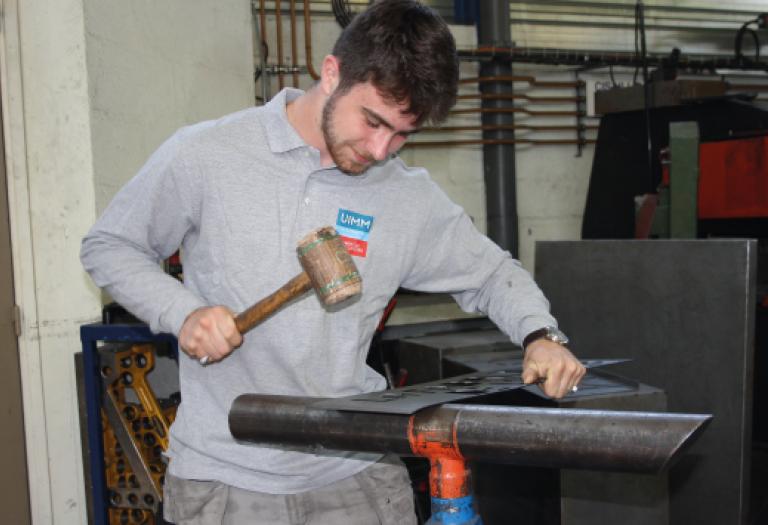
[400,177,556,344]
[80,131,207,336]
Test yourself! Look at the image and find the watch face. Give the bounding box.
[545,327,569,345]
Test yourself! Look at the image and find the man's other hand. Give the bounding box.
[521,340,586,399]
[178,306,243,364]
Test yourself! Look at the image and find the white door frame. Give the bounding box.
[1,0,53,522]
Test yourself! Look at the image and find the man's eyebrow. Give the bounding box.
[362,107,419,135]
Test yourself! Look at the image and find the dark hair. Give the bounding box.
[332,0,459,125]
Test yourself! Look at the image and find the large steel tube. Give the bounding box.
[229,395,711,474]
[445,405,708,472]
[230,394,412,456]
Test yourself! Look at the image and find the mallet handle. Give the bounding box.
[234,272,312,334]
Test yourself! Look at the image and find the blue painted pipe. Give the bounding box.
[428,494,483,525]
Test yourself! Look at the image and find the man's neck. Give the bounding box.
[285,87,332,165]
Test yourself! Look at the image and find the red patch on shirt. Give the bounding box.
[342,236,368,257]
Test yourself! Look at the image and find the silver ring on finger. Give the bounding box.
[199,355,210,366]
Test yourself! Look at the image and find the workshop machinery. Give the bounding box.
[580,76,768,523]
[99,343,176,525]
[80,324,179,525]
[82,321,711,525]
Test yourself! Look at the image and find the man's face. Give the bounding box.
[321,82,419,175]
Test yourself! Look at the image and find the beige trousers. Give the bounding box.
[163,454,417,525]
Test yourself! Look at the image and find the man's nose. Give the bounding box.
[369,131,393,161]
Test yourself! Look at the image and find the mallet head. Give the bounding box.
[297,226,362,306]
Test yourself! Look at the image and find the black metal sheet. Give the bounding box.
[314,358,627,414]
[443,351,638,401]
[535,239,757,525]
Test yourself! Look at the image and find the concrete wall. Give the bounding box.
[2,1,254,523]
[85,1,255,214]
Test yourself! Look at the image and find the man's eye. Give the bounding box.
[366,119,380,128]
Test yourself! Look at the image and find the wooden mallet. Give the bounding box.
[235,225,362,332]
[199,226,362,364]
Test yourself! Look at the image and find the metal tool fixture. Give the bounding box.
[229,394,711,525]
[100,343,179,524]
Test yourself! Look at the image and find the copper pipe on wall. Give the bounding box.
[404,138,596,148]
[256,0,271,101]
[259,0,268,62]
[451,107,582,117]
[303,0,320,80]
[421,124,599,133]
[461,75,583,90]
[275,1,284,89]
[289,0,299,86]
[460,74,530,85]
[728,83,768,92]
[457,93,582,104]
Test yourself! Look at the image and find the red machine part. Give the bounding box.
[699,136,768,219]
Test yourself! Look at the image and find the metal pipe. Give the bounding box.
[258,0,267,59]
[458,46,768,72]
[477,0,517,254]
[257,0,270,101]
[428,457,480,525]
[451,107,582,117]
[457,93,583,103]
[420,124,598,133]
[231,395,411,455]
[303,0,320,80]
[229,395,711,474]
[405,139,596,147]
[460,75,582,90]
[275,0,284,89]
[727,83,768,92]
[404,139,596,148]
[289,0,299,87]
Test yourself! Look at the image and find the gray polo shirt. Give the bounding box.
[81,88,556,493]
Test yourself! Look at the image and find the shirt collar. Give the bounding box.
[263,88,311,154]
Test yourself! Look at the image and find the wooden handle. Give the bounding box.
[234,272,312,334]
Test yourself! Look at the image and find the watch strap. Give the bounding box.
[522,326,568,349]
[522,327,550,349]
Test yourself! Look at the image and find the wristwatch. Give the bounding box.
[522,325,569,350]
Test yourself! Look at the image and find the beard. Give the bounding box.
[321,91,374,176]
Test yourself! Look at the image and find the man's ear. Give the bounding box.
[320,55,340,95]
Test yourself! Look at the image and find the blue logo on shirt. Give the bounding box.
[336,209,374,236]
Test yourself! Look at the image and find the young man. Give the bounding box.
[81,1,585,523]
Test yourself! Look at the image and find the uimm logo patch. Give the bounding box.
[336,209,374,257]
